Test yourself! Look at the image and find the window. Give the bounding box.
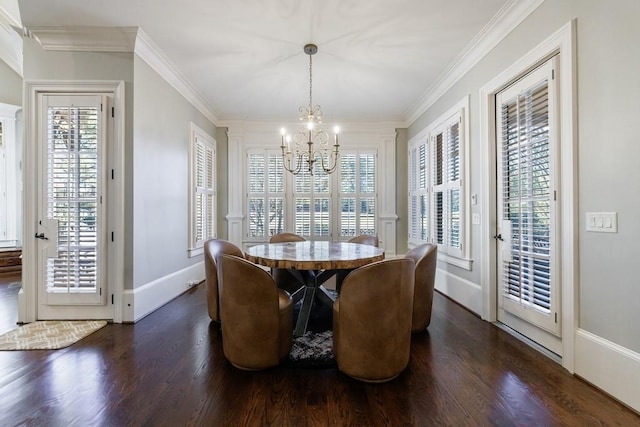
[294,157,331,239]
[338,151,377,238]
[247,149,285,239]
[189,123,216,256]
[243,147,378,242]
[408,96,469,267]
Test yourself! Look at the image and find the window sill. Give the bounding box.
[407,241,473,270]
[188,247,204,258]
[438,253,473,271]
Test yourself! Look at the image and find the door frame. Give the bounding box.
[21,81,125,324]
[479,21,577,372]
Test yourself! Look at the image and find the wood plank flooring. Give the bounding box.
[0,275,638,426]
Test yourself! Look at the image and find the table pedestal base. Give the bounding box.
[288,269,338,337]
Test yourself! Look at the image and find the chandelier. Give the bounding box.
[280,43,339,175]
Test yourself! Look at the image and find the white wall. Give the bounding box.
[131,55,216,288]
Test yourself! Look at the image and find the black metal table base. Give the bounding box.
[289,269,338,337]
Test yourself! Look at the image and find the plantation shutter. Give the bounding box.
[194,136,215,247]
[431,115,463,257]
[339,150,376,238]
[45,95,104,302]
[247,149,285,239]
[500,79,552,313]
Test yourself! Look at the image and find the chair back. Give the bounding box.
[348,235,379,247]
[333,258,415,382]
[204,239,244,322]
[217,253,292,370]
[269,232,306,243]
[405,243,438,332]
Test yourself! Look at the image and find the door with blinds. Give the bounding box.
[36,94,111,319]
[496,57,561,347]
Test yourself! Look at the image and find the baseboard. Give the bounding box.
[434,268,482,315]
[575,329,640,412]
[122,262,205,322]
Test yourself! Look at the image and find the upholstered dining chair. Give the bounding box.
[335,234,379,292]
[333,258,415,382]
[269,232,307,294]
[204,239,244,322]
[216,253,293,370]
[405,243,438,333]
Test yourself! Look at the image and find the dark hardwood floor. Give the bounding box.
[0,273,20,335]
[0,275,638,426]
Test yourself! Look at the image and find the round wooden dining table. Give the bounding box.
[245,241,384,336]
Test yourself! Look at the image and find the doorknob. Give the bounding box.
[493,234,504,241]
[35,232,49,240]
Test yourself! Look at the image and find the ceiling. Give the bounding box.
[17,0,511,124]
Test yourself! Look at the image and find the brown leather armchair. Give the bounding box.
[347,234,379,247]
[333,258,415,382]
[336,234,379,292]
[216,253,293,370]
[269,232,307,294]
[204,239,244,322]
[405,243,438,333]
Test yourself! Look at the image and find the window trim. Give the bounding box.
[408,95,471,269]
[188,122,216,257]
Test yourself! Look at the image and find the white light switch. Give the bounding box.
[586,212,618,233]
[472,213,480,225]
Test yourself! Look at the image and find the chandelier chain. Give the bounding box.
[308,54,313,111]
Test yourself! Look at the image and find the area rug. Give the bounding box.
[0,320,107,350]
[286,297,336,368]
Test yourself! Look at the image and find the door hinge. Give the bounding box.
[99,288,102,296]
[554,190,557,201]
[111,169,115,180]
[111,107,115,118]
[552,69,555,80]
[100,103,103,111]
[555,312,558,323]
[111,294,114,305]
[111,231,114,242]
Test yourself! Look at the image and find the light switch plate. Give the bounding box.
[472,213,480,225]
[586,212,618,233]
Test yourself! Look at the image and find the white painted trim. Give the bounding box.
[123,262,205,322]
[0,9,22,76]
[405,0,545,125]
[479,21,577,372]
[28,26,138,52]
[575,329,640,412]
[434,268,482,315]
[134,29,218,124]
[22,80,126,324]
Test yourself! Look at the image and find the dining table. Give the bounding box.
[245,240,385,337]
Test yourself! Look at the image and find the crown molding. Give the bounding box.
[0,7,22,76]
[134,28,218,125]
[28,26,138,52]
[405,0,545,126]
[26,26,219,125]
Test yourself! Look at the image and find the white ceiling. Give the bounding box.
[17,0,511,123]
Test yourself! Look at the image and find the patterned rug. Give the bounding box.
[286,297,336,368]
[286,330,335,368]
[0,320,108,350]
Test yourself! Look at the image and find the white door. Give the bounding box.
[36,94,112,320]
[496,58,561,353]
